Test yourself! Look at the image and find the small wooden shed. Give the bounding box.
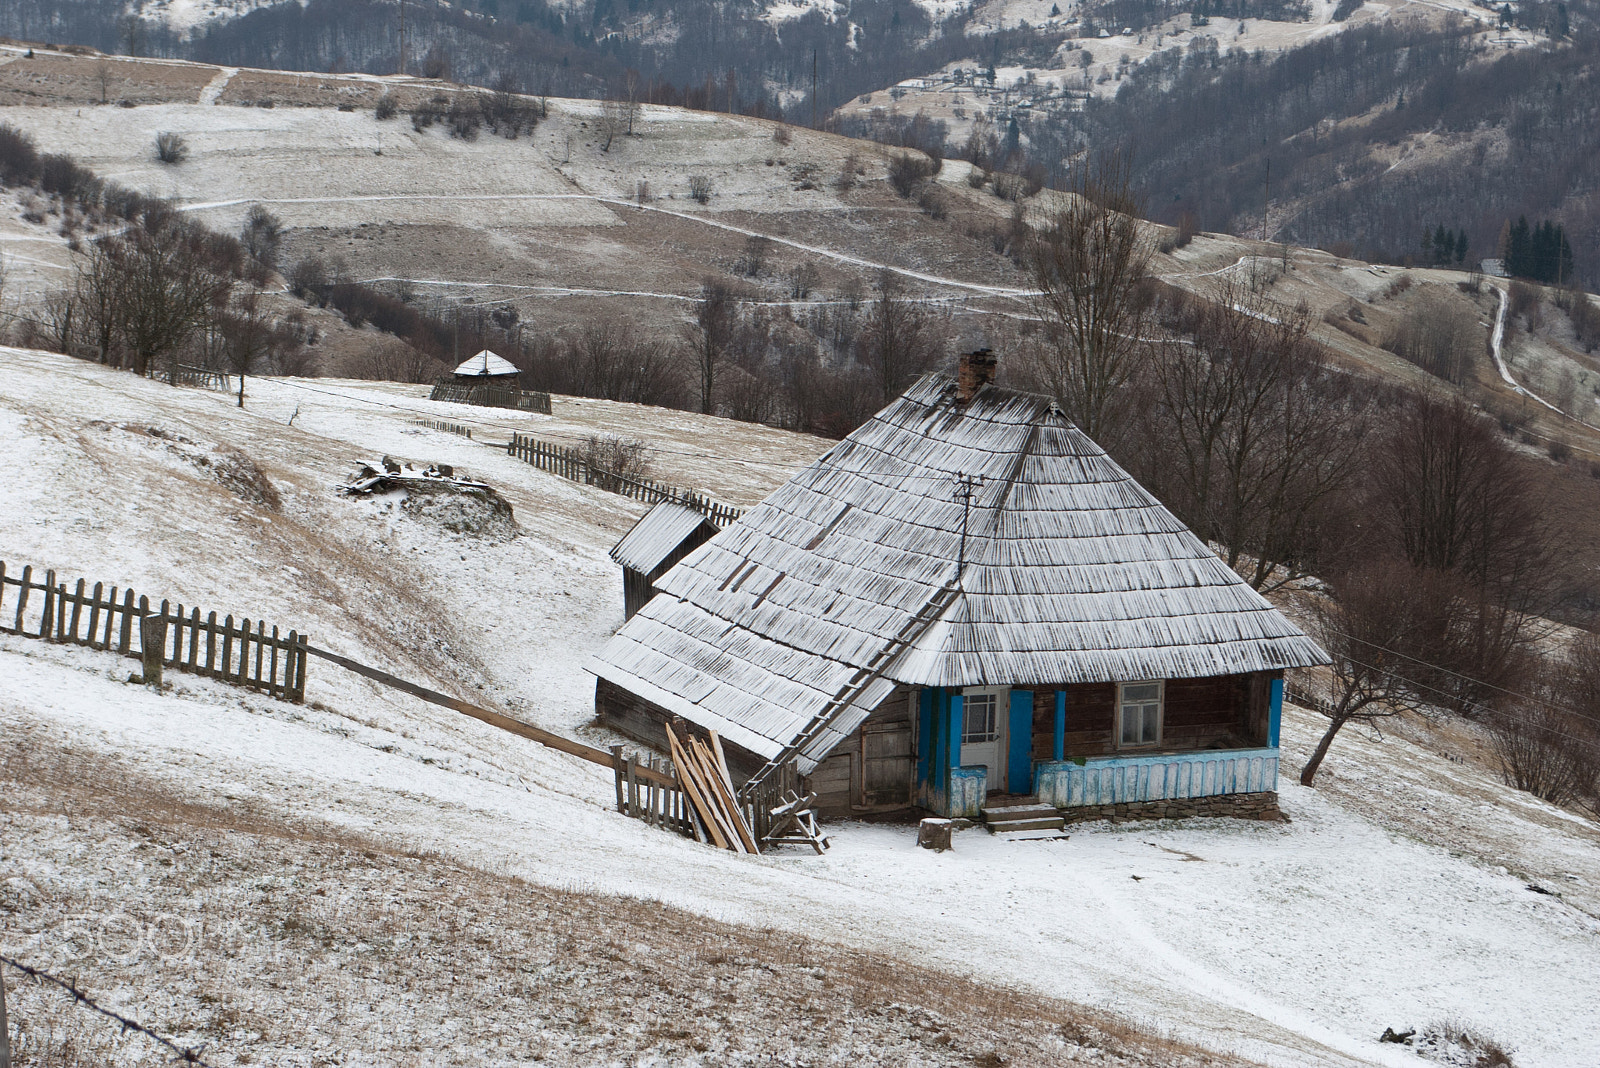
[611,502,721,620]
[590,352,1328,827]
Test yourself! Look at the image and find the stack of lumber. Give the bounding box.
[666,723,759,854]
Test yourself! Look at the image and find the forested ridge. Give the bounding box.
[1048,15,1600,285]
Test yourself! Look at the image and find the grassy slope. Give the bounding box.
[1,348,1598,1067]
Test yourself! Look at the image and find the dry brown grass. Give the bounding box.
[0,728,1254,1068]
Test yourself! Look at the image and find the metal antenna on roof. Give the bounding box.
[953,474,985,577]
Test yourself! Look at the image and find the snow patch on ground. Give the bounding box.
[1,348,1598,1067]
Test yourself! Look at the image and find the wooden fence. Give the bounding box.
[145,363,233,391]
[1285,682,1336,717]
[412,418,473,439]
[507,433,745,528]
[611,746,698,838]
[0,561,307,702]
[429,378,552,414]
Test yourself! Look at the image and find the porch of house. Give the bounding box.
[912,673,1286,822]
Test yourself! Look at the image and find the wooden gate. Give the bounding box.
[860,721,915,806]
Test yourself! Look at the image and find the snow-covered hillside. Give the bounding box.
[2,347,1597,1067]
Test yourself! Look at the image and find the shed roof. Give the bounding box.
[452,350,520,377]
[590,373,1328,771]
[611,501,719,575]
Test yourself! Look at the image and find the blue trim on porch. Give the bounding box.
[1269,677,1284,748]
[1053,690,1066,761]
[1036,748,1280,808]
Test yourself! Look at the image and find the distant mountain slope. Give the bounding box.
[8,0,1597,284]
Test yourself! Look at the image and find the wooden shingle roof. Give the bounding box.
[452,350,520,377]
[611,502,719,575]
[590,373,1328,770]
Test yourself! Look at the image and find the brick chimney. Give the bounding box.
[956,348,998,405]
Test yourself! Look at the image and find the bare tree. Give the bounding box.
[42,287,77,354]
[624,68,643,135]
[597,99,626,152]
[1487,697,1597,806]
[74,241,125,365]
[1144,284,1369,589]
[858,269,943,404]
[221,288,277,407]
[1027,150,1158,442]
[688,279,737,414]
[115,225,232,377]
[1298,559,1431,785]
[240,205,284,269]
[1383,293,1478,384]
[1371,392,1556,711]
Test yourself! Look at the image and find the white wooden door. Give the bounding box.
[959,691,1005,792]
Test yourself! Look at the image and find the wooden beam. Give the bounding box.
[710,732,760,853]
[303,644,678,788]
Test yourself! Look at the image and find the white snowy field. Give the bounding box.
[2,347,1599,1067]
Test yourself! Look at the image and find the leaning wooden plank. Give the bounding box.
[666,726,729,850]
[673,730,733,850]
[709,732,760,854]
[687,737,749,854]
[299,644,678,786]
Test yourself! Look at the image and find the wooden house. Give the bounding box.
[589,352,1328,828]
[611,501,721,621]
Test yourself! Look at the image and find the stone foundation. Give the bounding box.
[1056,791,1283,825]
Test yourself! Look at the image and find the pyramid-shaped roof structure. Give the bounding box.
[590,373,1327,771]
[452,350,520,377]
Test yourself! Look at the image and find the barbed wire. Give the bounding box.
[0,953,217,1067]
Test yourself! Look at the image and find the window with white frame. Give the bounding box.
[961,692,999,744]
[1118,681,1163,747]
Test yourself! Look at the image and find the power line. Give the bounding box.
[1324,627,1600,728]
[0,955,218,1067]
[1303,651,1600,750]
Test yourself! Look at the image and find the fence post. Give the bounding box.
[12,565,30,634]
[611,745,626,813]
[38,569,55,639]
[140,612,167,688]
[119,589,137,652]
[1,953,10,1068]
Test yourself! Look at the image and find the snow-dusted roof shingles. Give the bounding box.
[452,350,521,377]
[590,373,1329,771]
[611,502,718,575]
